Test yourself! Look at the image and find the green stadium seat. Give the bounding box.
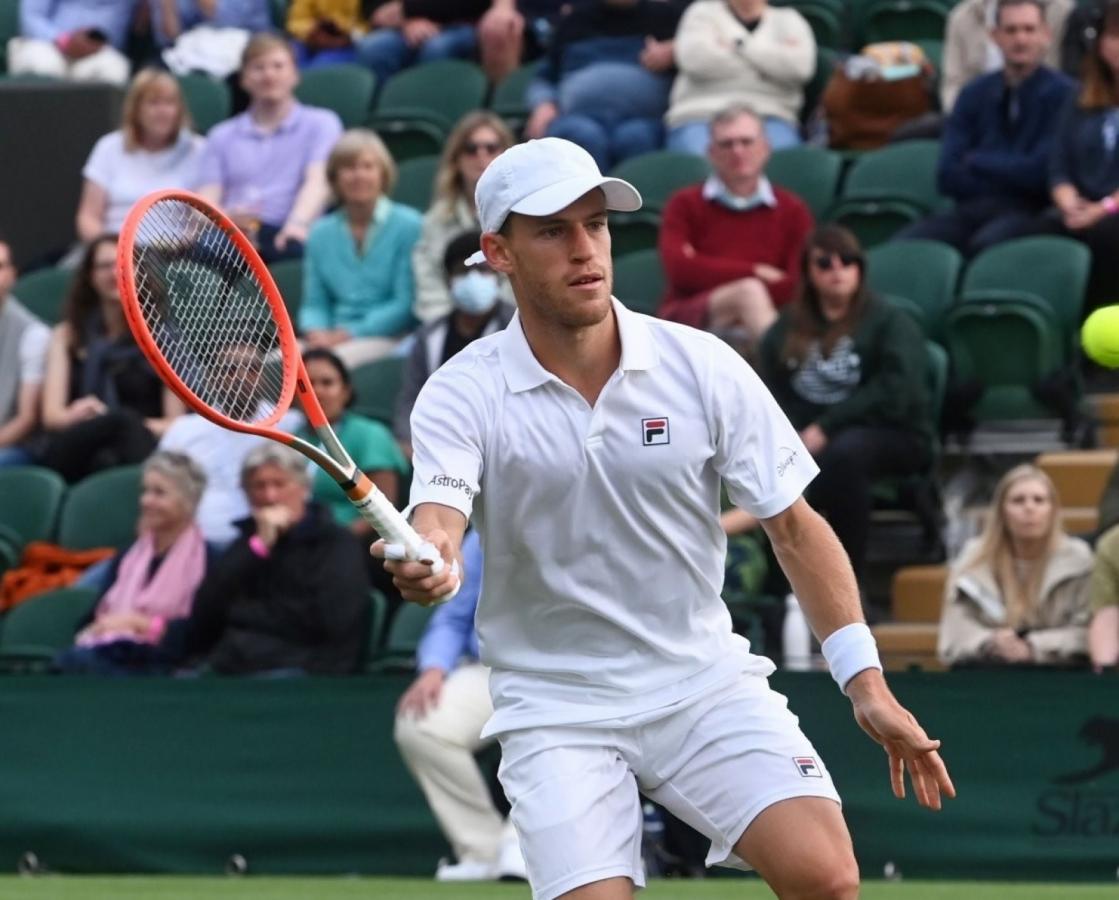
[793,1,845,48]
[607,151,709,256]
[766,145,843,220]
[351,355,405,426]
[612,249,665,317]
[0,586,99,671]
[295,63,376,129]
[363,589,389,669]
[944,296,1064,421]
[369,600,434,671]
[827,140,945,247]
[0,466,66,551]
[368,60,488,161]
[866,239,962,338]
[856,0,952,44]
[392,154,439,212]
[267,258,303,326]
[13,266,71,324]
[176,73,231,135]
[0,0,18,73]
[57,465,142,551]
[490,60,540,135]
[802,46,840,125]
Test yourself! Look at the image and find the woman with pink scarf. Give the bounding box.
[56,450,210,674]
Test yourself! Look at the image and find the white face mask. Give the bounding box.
[450,271,500,315]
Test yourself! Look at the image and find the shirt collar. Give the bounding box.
[240,102,304,137]
[498,298,660,394]
[702,175,777,210]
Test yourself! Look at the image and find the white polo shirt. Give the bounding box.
[409,299,817,736]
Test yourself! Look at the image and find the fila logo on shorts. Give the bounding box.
[794,756,822,777]
[642,417,670,446]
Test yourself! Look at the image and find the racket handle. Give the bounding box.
[349,480,445,575]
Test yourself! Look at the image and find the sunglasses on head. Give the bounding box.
[812,252,861,270]
[462,140,501,157]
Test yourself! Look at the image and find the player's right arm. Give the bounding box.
[373,503,467,607]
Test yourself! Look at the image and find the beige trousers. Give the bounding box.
[7,38,130,85]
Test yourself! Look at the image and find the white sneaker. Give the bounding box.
[434,858,498,882]
[496,836,528,881]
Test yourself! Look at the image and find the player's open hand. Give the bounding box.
[847,670,956,811]
[372,529,460,607]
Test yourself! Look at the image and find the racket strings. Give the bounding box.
[130,199,288,425]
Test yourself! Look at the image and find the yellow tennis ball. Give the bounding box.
[1082,306,1119,368]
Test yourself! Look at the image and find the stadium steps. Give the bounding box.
[1036,448,1118,536]
[871,564,946,671]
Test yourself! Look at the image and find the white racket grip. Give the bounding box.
[350,483,445,575]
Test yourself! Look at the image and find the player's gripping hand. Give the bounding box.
[847,670,957,811]
[371,529,461,607]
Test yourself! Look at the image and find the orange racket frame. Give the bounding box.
[117,189,442,570]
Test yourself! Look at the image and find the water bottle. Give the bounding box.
[782,593,812,671]
[641,802,666,878]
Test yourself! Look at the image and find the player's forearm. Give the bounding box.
[763,498,864,640]
[411,502,469,551]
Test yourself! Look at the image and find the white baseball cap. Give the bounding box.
[465,137,643,266]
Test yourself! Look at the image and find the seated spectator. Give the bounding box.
[522,0,686,172]
[477,0,565,82]
[658,104,813,348]
[1010,1,1119,306]
[297,348,408,532]
[0,239,50,468]
[394,528,526,883]
[354,0,488,87]
[665,0,814,155]
[896,0,1075,257]
[196,34,343,264]
[160,343,302,545]
[939,464,1093,667]
[413,112,513,324]
[75,69,206,250]
[941,0,1072,112]
[152,0,273,75]
[286,0,365,68]
[176,443,369,675]
[8,0,132,85]
[396,231,515,458]
[300,129,422,368]
[1089,524,1119,670]
[37,236,183,483]
[55,451,211,675]
[758,226,933,586]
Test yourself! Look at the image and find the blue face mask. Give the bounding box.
[451,271,500,315]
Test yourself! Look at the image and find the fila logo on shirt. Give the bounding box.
[642,417,670,446]
[794,757,822,778]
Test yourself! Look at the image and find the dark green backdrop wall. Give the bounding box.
[1,671,1115,880]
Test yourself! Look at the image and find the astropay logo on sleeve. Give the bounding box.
[430,474,476,499]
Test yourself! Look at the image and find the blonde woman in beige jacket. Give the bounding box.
[666,0,815,155]
[938,464,1094,667]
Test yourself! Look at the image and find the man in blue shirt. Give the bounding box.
[9,0,133,84]
[897,0,1075,256]
[393,529,527,883]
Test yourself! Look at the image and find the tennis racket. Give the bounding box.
[117,189,445,574]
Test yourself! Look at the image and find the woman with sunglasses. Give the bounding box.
[413,112,515,324]
[757,225,934,591]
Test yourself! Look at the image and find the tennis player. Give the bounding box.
[375,137,955,900]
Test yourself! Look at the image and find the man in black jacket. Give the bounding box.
[181,443,370,675]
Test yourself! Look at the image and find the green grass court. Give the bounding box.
[0,879,1113,900]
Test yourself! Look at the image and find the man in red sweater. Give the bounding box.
[658,104,814,349]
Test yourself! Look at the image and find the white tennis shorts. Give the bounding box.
[496,674,842,900]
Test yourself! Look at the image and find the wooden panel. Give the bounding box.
[871,622,944,671]
[1035,449,1117,509]
[889,564,948,623]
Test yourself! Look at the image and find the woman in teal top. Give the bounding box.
[298,348,408,538]
[300,128,423,369]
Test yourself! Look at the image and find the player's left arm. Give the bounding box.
[761,498,957,811]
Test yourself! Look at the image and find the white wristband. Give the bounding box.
[821,623,882,694]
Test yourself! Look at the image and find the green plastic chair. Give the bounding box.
[12,266,72,324]
[350,355,406,426]
[490,60,540,134]
[369,600,435,671]
[0,466,66,550]
[295,63,376,129]
[802,46,840,125]
[793,1,845,48]
[960,236,1091,346]
[828,140,945,247]
[607,151,709,256]
[866,239,963,339]
[766,146,844,220]
[369,60,488,161]
[857,0,952,45]
[363,589,389,669]
[944,296,1065,421]
[267,258,303,326]
[176,73,231,134]
[612,249,665,317]
[57,465,142,551]
[392,154,439,212]
[0,586,100,671]
[0,0,18,73]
